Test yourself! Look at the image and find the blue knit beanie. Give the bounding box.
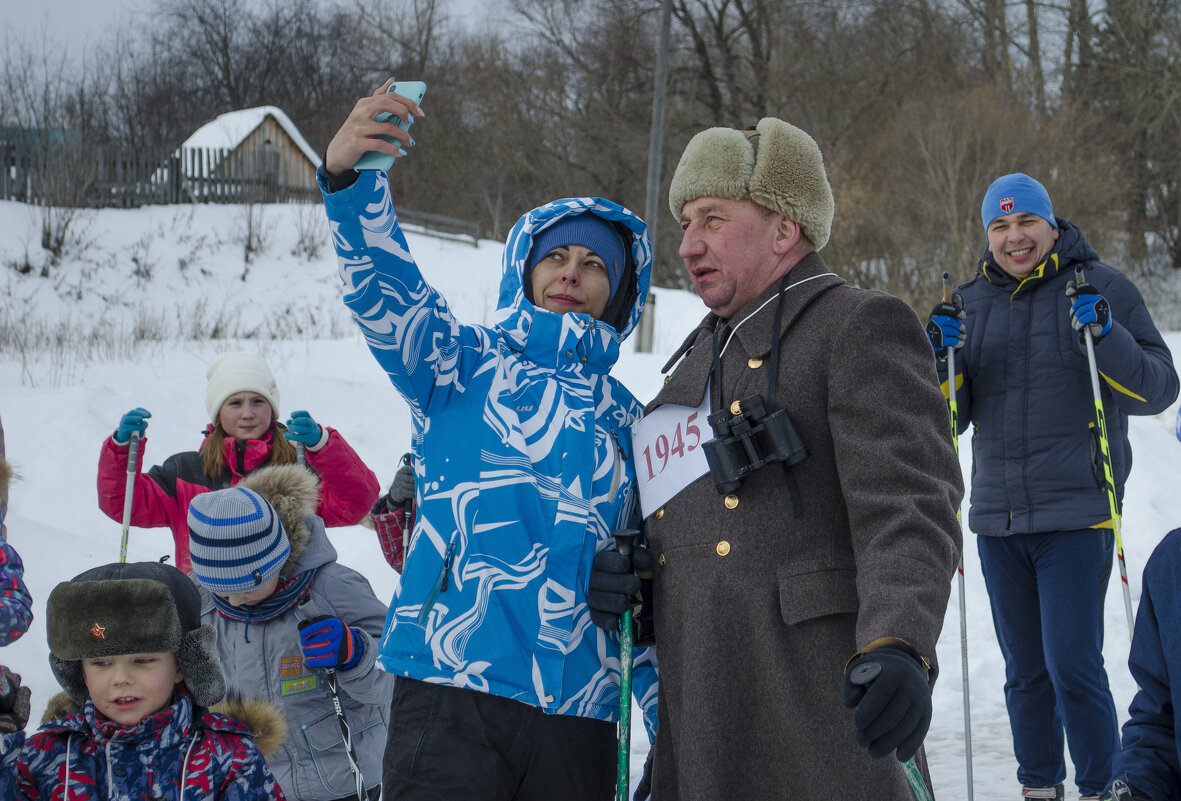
[981,173,1055,230]
[527,214,628,301]
[187,487,290,594]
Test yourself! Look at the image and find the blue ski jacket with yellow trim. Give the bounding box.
[938,218,1177,536]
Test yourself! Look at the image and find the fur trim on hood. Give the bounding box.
[238,464,320,568]
[40,690,288,760]
[211,693,288,759]
[0,456,12,496]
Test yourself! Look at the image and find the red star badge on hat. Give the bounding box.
[90,623,106,639]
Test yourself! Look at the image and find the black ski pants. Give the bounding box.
[381,676,616,801]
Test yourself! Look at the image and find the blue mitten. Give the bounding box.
[925,301,965,358]
[298,615,364,670]
[841,645,932,761]
[1066,281,1111,340]
[283,410,323,447]
[114,408,151,445]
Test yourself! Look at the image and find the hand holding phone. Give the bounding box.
[354,80,427,172]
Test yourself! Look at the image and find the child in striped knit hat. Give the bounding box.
[187,464,393,801]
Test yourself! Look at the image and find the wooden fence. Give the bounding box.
[0,140,481,244]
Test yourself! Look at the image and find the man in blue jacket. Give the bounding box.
[927,173,1179,801]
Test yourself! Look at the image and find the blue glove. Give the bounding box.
[925,300,965,358]
[297,615,364,670]
[841,645,932,761]
[283,410,323,447]
[114,407,151,445]
[1066,280,1112,340]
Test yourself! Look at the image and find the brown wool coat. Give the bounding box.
[644,254,964,799]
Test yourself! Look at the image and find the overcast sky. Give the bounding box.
[2,0,146,52]
[3,0,499,55]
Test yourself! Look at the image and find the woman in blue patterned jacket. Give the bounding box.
[318,81,657,801]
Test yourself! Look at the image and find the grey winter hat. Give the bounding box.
[188,486,291,595]
[46,561,227,707]
[668,117,835,251]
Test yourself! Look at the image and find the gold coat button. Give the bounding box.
[663,375,671,385]
[748,357,763,369]
[655,508,665,519]
[724,494,739,509]
[730,400,742,415]
[657,553,666,567]
[716,541,731,556]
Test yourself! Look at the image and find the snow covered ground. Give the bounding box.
[2,198,1180,799]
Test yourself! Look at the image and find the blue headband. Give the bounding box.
[981,173,1055,230]
[528,214,628,301]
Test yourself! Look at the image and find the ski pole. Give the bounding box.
[1073,266,1136,641]
[942,271,974,801]
[322,667,366,800]
[295,442,307,467]
[613,528,640,801]
[295,609,365,799]
[119,432,141,563]
[848,662,934,801]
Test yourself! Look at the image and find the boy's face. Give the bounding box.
[217,574,280,607]
[82,652,182,727]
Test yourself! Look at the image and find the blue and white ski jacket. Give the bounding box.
[320,170,658,738]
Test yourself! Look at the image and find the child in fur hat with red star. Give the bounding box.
[2,560,286,800]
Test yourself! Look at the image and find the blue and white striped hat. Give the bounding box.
[187,487,290,594]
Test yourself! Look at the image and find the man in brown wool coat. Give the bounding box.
[589,118,965,798]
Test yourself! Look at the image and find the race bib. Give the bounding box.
[632,390,711,516]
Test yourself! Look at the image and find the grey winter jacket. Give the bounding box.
[196,469,393,801]
[939,219,1178,536]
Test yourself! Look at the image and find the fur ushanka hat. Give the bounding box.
[668,117,835,251]
[46,561,227,707]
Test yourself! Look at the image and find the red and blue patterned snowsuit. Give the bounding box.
[8,691,284,800]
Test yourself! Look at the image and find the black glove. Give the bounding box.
[925,298,965,359]
[0,666,32,736]
[633,743,655,801]
[841,645,931,761]
[588,543,653,632]
[384,453,415,511]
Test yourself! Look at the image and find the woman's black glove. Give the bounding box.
[587,544,653,632]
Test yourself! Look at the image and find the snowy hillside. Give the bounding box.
[3,198,1181,799]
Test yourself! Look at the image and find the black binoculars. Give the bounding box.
[703,395,807,495]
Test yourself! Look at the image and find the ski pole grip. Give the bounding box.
[941,271,952,304]
[126,432,140,476]
[611,528,640,560]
